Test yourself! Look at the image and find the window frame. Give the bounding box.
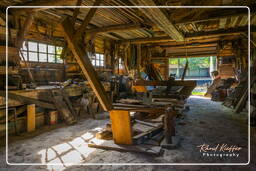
[89,53,105,67]
[20,40,64,64]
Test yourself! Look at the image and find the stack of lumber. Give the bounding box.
[144,64,163,81]
[223,76,252,113]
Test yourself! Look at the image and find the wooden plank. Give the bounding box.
[133,125,163,145]
[51,89,76,125]
[173,9,251,25]
[88,141,162,156]
[113,107,165,113]
[133,80,197,87]
[121,26,252,44]
[185,26,252,38]
[164,109,176,144]
[110,110,132,145]
[86,23,142,34]
[60,17,112,111]
[135,0,184,41]
[27,104,35,132]
[235,88,248,113]
[0,91,56,109]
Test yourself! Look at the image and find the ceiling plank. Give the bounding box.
[86,23,143,34]
[134,0,184,41]
[9,0,76,14]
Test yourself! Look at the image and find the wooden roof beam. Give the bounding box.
[74,0,102,39]
[167,51,217,57]
[185,26,253,38]
[86,23,143,34]
[173,9,251,25]
[71,0,83,25]
[134,0,184,41]
[121,25,253,44]
[133,80,197,87]
[164,43,218,50]
[150,52,218,59]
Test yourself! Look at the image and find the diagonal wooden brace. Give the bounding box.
[60,17,112,111]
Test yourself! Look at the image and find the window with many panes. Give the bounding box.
[89,53,105,67]
[20,40,63,63]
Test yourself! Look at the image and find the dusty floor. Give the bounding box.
[0,96,255,171]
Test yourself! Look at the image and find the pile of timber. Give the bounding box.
[133,80,197,98]
[144,64,163,81]
[223,75,252,113]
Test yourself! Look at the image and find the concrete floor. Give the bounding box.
[0,96,255,171]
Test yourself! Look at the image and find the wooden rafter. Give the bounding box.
[71,0,83,25]
[120,25,252,44]
[134,0,184,41]
[171,8,249,24]
[74,0,103,39]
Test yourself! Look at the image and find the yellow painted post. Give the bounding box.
[110,110,133,145]
[27,104,35,132]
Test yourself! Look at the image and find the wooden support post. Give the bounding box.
[165,58,169,80]
[164,108,176,144]
[137,44,141,78]
[27,104,35,132]
[60,17,112,111]
[110,110,133,145]
[49,111,58,125]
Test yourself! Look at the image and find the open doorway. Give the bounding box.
[169,56,217,95]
